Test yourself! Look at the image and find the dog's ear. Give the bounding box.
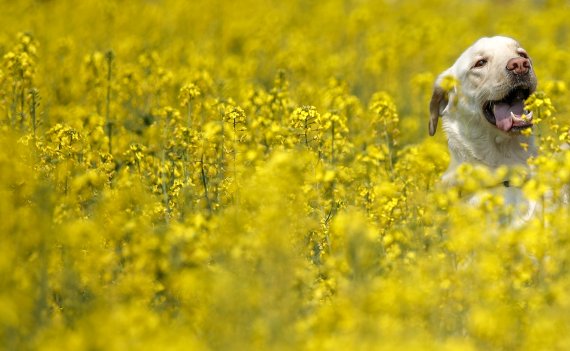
[429,71,455,136]
[429,86,446,136]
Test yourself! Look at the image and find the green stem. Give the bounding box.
[105,50,114,154]
[29,88,37,138]
[331,119,335,164]
[200,154,213,216]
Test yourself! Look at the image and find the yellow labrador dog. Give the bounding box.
[429,36,537,220]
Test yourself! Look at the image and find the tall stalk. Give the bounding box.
[29,88,39,138]
[105,50,114,154]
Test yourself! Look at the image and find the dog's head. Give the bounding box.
[429,36,537,136]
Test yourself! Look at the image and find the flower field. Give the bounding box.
[2,0,570,349]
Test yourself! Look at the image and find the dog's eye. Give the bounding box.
[518,51,529,59]
[473,59,488,68]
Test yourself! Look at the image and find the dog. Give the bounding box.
[429,36,538,220]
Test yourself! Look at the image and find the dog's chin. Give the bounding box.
[482,86,534,134]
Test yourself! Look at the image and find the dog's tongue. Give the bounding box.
[493,100,525,131]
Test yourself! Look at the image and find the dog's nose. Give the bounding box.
[506,57,531,75]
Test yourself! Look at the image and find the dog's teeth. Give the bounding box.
[510,110,533,125]
[509,111,533,123]
[520,111,533,122]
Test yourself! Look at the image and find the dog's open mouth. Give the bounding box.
[483,87,533,132]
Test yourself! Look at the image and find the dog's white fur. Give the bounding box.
[430,36,538,220]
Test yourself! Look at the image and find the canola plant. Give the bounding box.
[1,0,570,350]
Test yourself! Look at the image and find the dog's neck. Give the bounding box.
[441,114,536,183]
